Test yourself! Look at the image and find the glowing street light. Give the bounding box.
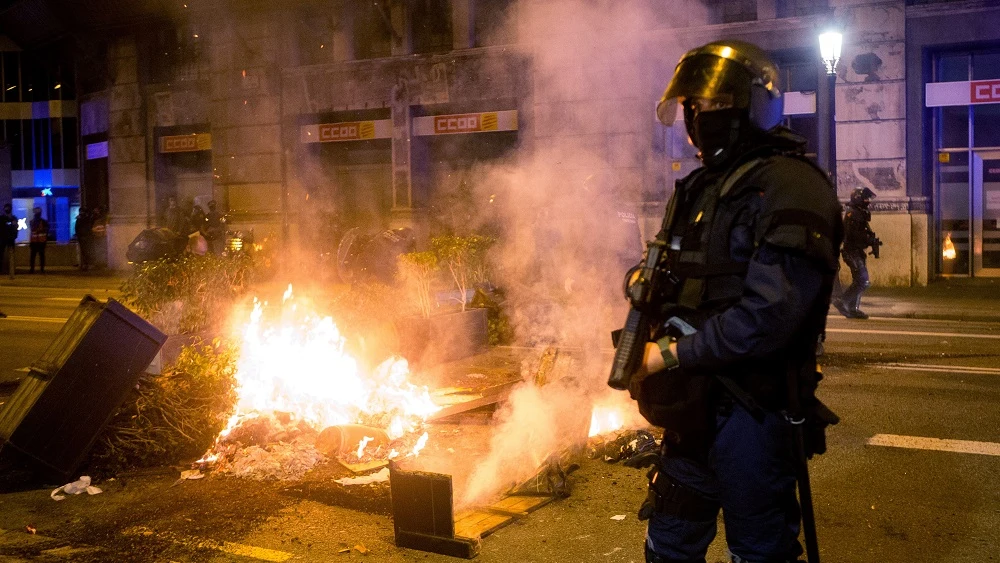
[819,31,843,75]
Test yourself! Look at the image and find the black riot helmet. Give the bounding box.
[656,40,784,167]
[850,187,876,207]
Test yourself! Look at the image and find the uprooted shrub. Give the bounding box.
[119,253,257,334]
[86,340,239,476]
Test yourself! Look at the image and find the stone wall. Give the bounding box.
[106,37,149,269]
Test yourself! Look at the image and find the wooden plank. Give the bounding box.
[454,512,513,540]
[337,458,388,475]
[426,380,520,422]
[492,495,552,514]
[395,530,480,559]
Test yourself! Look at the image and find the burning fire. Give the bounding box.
[588,394,645,437]
[943,232,957,260]
[203,285,439,470]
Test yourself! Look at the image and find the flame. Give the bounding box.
[357,436,374,458]
[943,233,957,260]
[589,406,626,437]
[588,394,646,438]
[214,285,440,455]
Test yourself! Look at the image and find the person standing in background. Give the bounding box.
[1,203,18,279]
[28,207,48,274]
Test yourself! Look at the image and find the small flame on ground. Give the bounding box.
[357,436,374,458]
[411,432,429,457]
[589,406,625,437]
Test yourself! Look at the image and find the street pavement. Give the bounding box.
[0,275,998,562]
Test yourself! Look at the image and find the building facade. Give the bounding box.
[2,0,998,283]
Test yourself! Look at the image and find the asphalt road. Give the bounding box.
[0,291,997,562]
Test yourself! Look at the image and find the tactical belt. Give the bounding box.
[639,466,719,522]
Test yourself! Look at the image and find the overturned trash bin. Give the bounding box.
[0,296,166,482]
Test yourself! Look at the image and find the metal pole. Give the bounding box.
[827,72,838,191]
[816,67,831,181]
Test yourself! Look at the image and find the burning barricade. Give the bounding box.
[194,285,439,480]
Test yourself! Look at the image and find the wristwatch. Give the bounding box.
[655,336,680,369]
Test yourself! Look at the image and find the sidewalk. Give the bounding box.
[849,278,1000,323]
[0,266,126,293]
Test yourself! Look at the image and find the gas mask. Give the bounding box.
[684,105,750,169]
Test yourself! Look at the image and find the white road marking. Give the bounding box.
[43,297,88,302]
[122,526,293,562]
[867,434,1000,456]
[0,315,67,323]
[826,328,1000,340]
[876,362,1000,375]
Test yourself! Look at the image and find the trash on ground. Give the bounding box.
[590,429,659,463]
[50,476,102,501]
[25,525,36,534]
[334,467,390,486]
[610,514,626,521]
[354,543,369,554]
[180,469,204,480]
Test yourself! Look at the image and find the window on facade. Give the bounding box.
[297,4,339,65]
[50,118,63,169]
[354,0,393,60]
[33,119,50,169]
[21,119,33,170]
[413,0,453,54]
[703,0,756,24]
[475,0,517,47]
[936,53,968,82]
[775,0,828,18]
[972,51,1000,80]
[5,120,23,169]
[77,41,109,96]
[940,105,969,148]
[2,51,20,102]
[973,104,1000,148]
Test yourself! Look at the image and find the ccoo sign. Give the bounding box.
[971,79,1000,104]
[434,114,482,134]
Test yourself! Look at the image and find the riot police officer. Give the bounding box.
[625,40,842,563]
[832,187,879,319]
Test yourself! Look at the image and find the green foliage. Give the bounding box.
[397,251,439,319]
[119,253,256,334]
[471,288,514,345]
[88,340,239,475]
[431,234,497,311]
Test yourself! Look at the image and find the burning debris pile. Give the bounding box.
[196,286,438,481]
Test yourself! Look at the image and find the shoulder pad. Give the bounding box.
[751,156,843,270]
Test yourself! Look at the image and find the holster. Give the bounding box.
[638,465,719,522]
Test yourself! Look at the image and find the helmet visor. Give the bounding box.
[656,54,754,126]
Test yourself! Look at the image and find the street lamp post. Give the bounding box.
[818,31,842,191]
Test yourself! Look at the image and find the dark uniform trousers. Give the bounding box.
[840,248,870,313]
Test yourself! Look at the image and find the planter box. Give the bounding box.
[396,308,488,367]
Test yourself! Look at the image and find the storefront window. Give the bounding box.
[973,104,1000,148]
[940,105,969,148]
[972,52,1000,80]
[936,53,968,82]
[938,150,970,275]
